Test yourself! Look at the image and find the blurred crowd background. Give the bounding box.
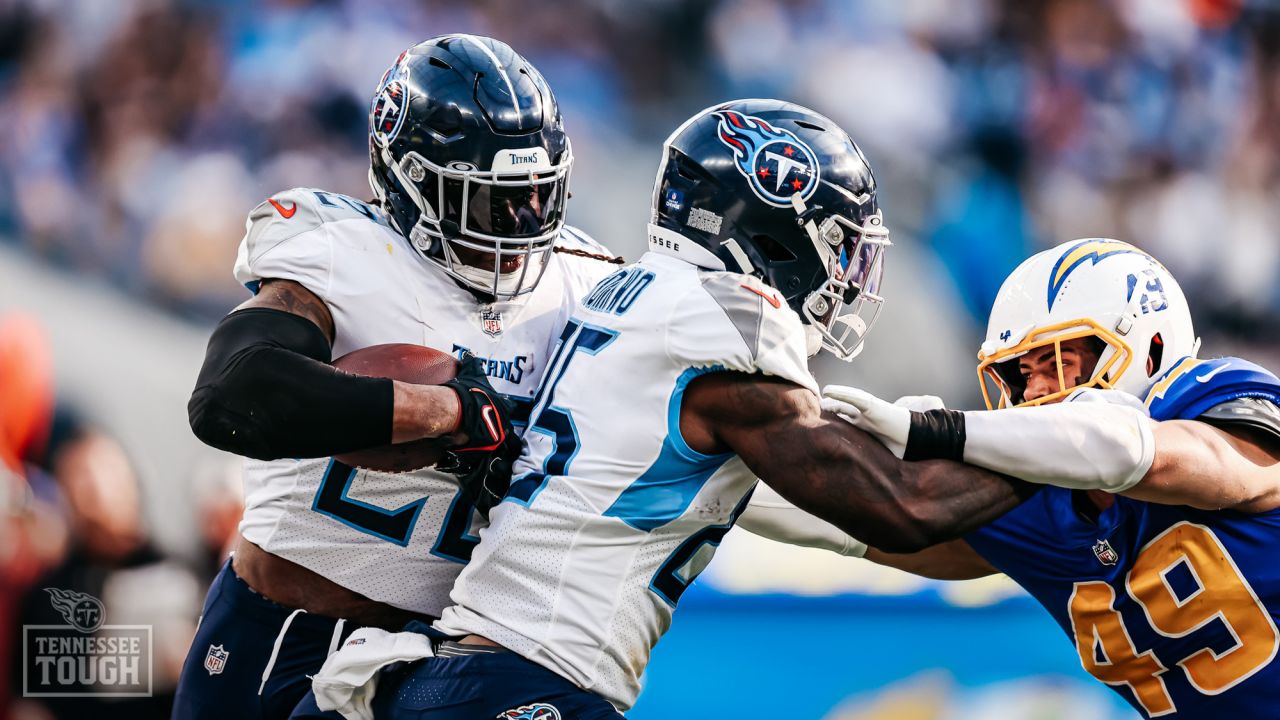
[1,0,1278,718]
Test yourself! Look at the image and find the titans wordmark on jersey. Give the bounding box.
[435,249,819,711]
[966,356,1280,718]
[232,187,616,617]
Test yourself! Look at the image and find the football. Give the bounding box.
[332,343,458,473]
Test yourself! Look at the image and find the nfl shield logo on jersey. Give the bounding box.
[1092,539,1119,566]
[203,644,229,675]
[497,704,561,720]
[481,308,504,337]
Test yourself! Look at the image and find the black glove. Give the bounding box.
[438,354,521,516]
[437,430,521,517]
[442,354,517,453]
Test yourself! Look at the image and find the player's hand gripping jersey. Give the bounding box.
[435,249,819,711]
[965,356,1280,718]
[232,187,614,616]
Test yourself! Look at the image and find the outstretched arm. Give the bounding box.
[682,373,1037,553]
[1128,417,1280,512]
[823,385,1280,513]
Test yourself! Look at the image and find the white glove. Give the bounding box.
[820,386,943,459]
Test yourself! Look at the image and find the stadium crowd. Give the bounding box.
[0,0,1278,717]
[1,0,1277,354]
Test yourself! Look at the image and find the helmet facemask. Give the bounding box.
[376,143,572,299]
[977,320,1134,409]
[796,199,890,361]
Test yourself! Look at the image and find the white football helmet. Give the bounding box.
[977,238,1199,409]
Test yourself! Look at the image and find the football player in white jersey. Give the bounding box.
[173,36,626,720]
[346,100,1035,718]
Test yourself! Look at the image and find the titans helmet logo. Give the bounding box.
[370,76,409,148]
[371,50,412,148]
[714,110,820,208]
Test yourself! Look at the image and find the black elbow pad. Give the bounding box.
[189,308,393,460]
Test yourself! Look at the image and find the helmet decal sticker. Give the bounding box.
[371,77,409,148]
[714,110,820,208]
[1047,238,1150,312]
[686,207,722,235]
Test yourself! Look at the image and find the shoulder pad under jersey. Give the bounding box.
[1143,355,1280,422]
[234,188,390,295]
[668,270,817,394]
[1199,397,1280,442]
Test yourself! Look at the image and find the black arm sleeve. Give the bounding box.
[188,308,394,460]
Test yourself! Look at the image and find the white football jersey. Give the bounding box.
[232,187,615,617]
[435,247,819,710]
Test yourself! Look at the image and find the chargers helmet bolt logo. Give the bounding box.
[714,109,820,207]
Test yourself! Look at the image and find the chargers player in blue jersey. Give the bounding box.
[824,238,1280,718]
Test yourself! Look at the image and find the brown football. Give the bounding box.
[332,343,458,473]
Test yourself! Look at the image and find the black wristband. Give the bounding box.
[189,308,394,460]
[904,408,967,462]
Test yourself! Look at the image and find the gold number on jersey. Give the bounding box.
[1068,522,1279,716]
[1128,522,1279,694]
[1070,581,1175,716]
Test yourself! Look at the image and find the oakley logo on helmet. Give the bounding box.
[1047,239,1151,312]
[370,79,409,148]
[714,110,820,208]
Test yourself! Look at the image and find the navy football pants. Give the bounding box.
[294,644,624,719]
[172,560,355,720]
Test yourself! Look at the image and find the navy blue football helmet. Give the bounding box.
[368,35,571,298]
[651,99,889,359]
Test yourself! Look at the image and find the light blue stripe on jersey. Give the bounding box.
[603,366,733,532]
